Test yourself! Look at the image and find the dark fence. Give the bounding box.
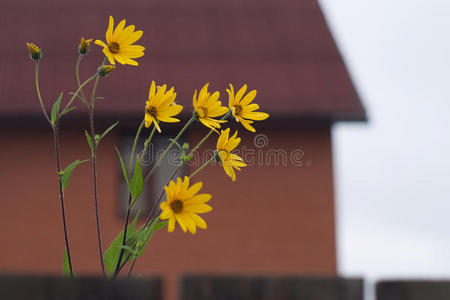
[180,275,364,300]
[377,280,450,300]
[0,275,161,300]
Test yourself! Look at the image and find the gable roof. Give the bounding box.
[0,0,365,122]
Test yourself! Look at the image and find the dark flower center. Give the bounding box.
[170,200,183,213]
[108,42,120,54]
[198,106,208,118]
[234,105,242,116]
[147,106,157,117]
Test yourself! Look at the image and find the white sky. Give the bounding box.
[318,0,450,297]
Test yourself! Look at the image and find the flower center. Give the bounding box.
[218,149,230,161]
[147,106,157,118]
[170,200,183,213]
[108,42,120,54]
[234,105,242,116]
[198,106,208,118]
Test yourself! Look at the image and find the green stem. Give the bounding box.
[188,111,231,156]
[53,124,74,277]
[34,62,53,128]
[62,74,97,113]
[144,117,195,183]
[75,55,89,106]
[140,123,157,162]
[128,119,145,172]
[189,156,215,179]
[88,57,107,277]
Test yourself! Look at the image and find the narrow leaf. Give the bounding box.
[60,106,77,116]
[115,147,129,186]
[130,155,143,206]
[85,130,94,157]
[134,217,161,258]
[51,92,63,125]
[103,212,141,276]
[100,121,119,141]
[155,220,168,231]
[62,249,71,277]
[61,159,89,192]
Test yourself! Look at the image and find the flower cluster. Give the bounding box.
[26,15,269,278]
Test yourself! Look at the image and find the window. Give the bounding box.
[118,133,184,217]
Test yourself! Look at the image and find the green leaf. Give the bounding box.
[130,156,143,206]
[100,121,119,141]
[115,147,129,186]
[134,217,163,258]
[51,92,63,125]
[103,212,140,276]
[85,130,94,157]
[155,220,168,231]
[60,106,77,116]
[68,91,88,106]
[61,159,89,192]
[62,249,71,277]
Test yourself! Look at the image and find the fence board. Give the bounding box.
[0,275,161,300]
[181,275,363,300]
[377,280,450,300]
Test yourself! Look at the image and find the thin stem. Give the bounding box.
[189,156,215,179]
[128,120,145,172]
[35,62,53,128]
[88,57,107,277]
[144,164,182,227]
[144,117,195,183]
[113,194,132,277]
[53,124,74,277]
[62,74,97,113]
[89,106,105,277]
[189,129,214,156]
[140,124,157,163]
[127,257,137,277]
[188,111,231,156]
[75,55,89,106]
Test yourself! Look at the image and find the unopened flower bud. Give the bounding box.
[79,37,93,55]
[97,65,115,77]
[26,42,42,61]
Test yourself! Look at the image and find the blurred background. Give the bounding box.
[1,0,449,300]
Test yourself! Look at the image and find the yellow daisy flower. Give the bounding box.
[145,81,183,133]
[160,176,212,234]
[95,16,145,66]
[227,84,269,132]
[216,128,247,181]
[193,83,229,132]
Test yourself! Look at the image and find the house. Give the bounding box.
[0,0,365,299]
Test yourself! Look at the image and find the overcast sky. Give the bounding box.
[317,0,450,294]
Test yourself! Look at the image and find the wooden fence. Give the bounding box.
[0,275,161,300]
[377,280,450,300]
[180,275,364,300]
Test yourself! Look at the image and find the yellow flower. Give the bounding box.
[193,83,229,132]
[160,176,212,234]
[95,16,145,66]
[216,128,246,181]
[79,37,93,55]
[145,81,183,133]
[227,84,269,132]
[26,42,41,61]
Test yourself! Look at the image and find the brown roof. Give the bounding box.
[0,0,365,122]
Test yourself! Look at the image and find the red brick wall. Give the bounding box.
[0,126,336,300]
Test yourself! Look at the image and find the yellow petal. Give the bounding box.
[113,19,126,41]
[240,89,257,106]
[95,40,108,48]
[106,16,114,43]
